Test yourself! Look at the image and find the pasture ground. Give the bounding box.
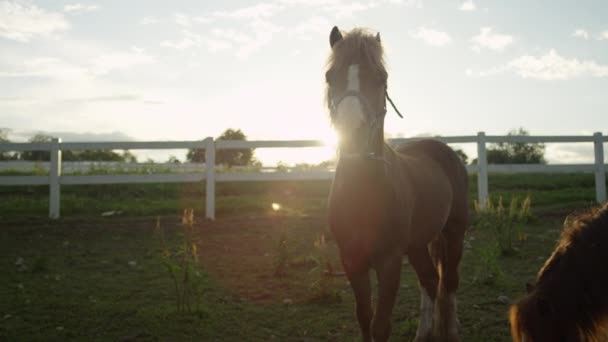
[0,174,604,341]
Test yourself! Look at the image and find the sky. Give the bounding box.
[1,0,607,165]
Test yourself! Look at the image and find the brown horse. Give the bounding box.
[510,203,608,342]
[325,26,469,342]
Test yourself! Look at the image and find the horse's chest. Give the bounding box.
[328,176,401,269]
[329,177,389,229]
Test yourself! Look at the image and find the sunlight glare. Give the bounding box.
[321,129,339,148]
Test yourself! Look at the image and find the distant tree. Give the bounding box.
[472,128,546,164]
[186,145,205,163]
[167,155,181,164]
[121,150,137,163]
[187,129,255,167]
[20,134,52,161]
[63,150,124,162]
[317,159,336,169]
[0,128,19,161]
[452,148,468,165]
[19,133,137,162]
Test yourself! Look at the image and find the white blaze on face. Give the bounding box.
[336,64,365,133]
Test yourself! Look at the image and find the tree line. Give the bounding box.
[1,127,546,165]
[0,130,136,162]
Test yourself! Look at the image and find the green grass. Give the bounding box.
[0,173,603,341]
[0,214,567,341]
[0,173,603,219]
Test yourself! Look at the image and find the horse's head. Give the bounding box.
[510,289,581,342]
[325,26,389,158]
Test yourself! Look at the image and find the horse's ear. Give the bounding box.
[525,281,535,293]
[330,26,343,48]
[376,32,381,43]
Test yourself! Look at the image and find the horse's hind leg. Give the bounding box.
[433,218,467,342]
[346,269,373,342]
[408,244,439,342]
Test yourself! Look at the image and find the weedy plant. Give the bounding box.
[156,210,206,315]
[473,195,532,255]
[273,226,290,277]
[308,234,341,303]
[473,241,503,285]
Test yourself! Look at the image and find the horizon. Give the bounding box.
[1,0,607,165]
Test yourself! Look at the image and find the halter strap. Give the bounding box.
[385,91,403,118]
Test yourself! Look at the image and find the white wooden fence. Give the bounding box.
[0,132,606,220]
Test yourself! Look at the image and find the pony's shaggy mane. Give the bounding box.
[511,203,608,341]
[538,204,608,279]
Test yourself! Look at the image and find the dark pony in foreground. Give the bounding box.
[325,26,468,341]
[510,203,608,342]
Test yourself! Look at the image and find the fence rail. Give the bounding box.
[1,132,606,219]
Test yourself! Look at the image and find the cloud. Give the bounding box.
[0,96,38,105]
[161,37,196,50]
[0,0,70,42]
[174,13,192,27]
[212,2,284,19]
[0,48,156,79]
[410,27,452,47]
[161,18,282,59]
[60,94,140,104]
[381,0,423,7]
[572,28,589,40]
[546,144,594,164]
[211,0,391,21]
[0,57,88,79]
[211,28,249,44]
[236,19,282,59]
[471,27,514,52]
[459,0,476,11]
[90,48,156,75]
[507,49,608,80]
[599,31,608,41]
[161,29,232,52]
[471,50,608,80]
[327,2,378,19]
[159,0,401,58]
[290,15,330,38]
[63,3,99,13]
[139,16,160,25]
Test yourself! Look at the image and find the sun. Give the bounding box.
[320,129,339,148]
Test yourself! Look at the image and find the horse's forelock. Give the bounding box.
[326,28,385,73]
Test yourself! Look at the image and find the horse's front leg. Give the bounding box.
[346,269,373,342]
[372,252,402,342]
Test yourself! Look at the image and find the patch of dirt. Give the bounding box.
[195,214,347,304]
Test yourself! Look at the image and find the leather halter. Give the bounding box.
[329,83,403,162]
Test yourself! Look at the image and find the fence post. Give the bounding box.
[477,131,488,208]
[49,137,62,219]
[205,137,216,220]
[594,132,606,204]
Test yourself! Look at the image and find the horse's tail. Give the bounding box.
[429,232,452,339]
